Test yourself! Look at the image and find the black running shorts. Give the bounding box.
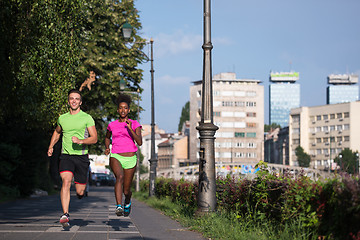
[59,154,89,184]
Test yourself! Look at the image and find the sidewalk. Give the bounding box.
[0,186,207,240]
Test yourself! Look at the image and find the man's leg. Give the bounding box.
[60,171,73,214]
[75,183,86,199]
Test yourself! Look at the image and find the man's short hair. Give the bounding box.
[68,89,82,101]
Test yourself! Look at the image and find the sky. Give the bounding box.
[134,0,360,133]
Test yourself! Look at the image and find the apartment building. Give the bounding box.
[289,101,360,169]
[157,135,188,170]
[189,72,264,164]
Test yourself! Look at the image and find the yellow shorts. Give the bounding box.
[110,153,137,169]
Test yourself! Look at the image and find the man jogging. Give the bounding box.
[47,89,97,228]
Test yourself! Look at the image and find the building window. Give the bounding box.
[330,137,335,142]
[247,152,257,158]
[246,132,256,138]
[344,112,349,118]
[316,138,322,143]
[234,152,245,158]
[213,111,221,117]
[197,90,201,97]
[235,132,245,138]
[330,125,335,131]
[337,113,343,119]
[323,137,329,143]
[234,122,246,128]
[344,136,350,141]
[234,142,245,148]
[330,114,335,119]
[337,125,342,131]
[322,126,328,132]
[213,91,219,96]
[246,91,257,97]
[337,136,342,142]
[293,139,300,144]
[246,112,256,117]
[234,101,245,107]
[316,149,322,154]
[246,122,257,128]
[316,115,321,121]
[316,127,321,132]
[344,124,350,130]
[222,101,233,107]
[323,149,329,154]
[323,114,328,120]
[247,142,257,148]
[292,115,300,122]
[293,128,300,134]
[246,102,256,107]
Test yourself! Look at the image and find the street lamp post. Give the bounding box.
[121,23,156,196]
[196,0,218,212]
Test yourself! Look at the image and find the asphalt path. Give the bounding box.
[0,186,207,240]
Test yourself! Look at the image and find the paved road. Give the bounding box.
[0,186,207,240]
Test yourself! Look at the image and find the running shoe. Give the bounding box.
[115,205,124,216]
[60,213,70,228]
[124,202,131,217]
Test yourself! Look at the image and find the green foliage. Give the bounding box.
[318,176,360,239]
[147,171,360,239]
[264,123,281,132]
[295,146,311,167]
[77,0,146,154]
[334,148,359,174]
[178,101,189,132]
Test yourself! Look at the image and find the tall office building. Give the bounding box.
[189,72,264,164]
[327,74,359,104]
[289,101,360,169]
[269,71,300,127]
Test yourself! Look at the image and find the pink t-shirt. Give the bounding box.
[107,119,142,154]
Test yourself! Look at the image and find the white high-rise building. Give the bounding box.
[189,72,264,164]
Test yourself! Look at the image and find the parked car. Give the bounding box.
[90,173,115,186]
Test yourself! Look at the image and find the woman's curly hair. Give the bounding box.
[116,93,132,108]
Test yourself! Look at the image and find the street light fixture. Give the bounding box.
[196,0,218,212]
[121,22,157,196]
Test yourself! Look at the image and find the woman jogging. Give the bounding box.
[105,93,142,217]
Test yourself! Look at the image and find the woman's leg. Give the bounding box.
[123,166,136,205]
[110,157,124,205]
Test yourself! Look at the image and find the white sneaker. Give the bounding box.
[115,205,124,216]
[60,213,70,228]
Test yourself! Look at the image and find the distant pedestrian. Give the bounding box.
[105,93,142,217]
[47,89,97,228]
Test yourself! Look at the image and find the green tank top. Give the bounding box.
[57,110,95,155]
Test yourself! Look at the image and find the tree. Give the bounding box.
[178,101,190,132]
[0,0,86,197]
[295,146,311,167]
[264,123,281,132]
[334,148,359,174]
[76,0,146,153]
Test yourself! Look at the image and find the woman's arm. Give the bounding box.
[104,130,112,155]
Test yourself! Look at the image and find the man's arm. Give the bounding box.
[48,125,62,157]
[72,125,98,145]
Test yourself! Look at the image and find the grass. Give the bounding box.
[133,191,317,240]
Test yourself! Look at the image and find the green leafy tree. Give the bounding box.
[77,0,146,153]
[295,146,311,167]
[334,148,359,174]
[264,123,281,132]
[0,0,86,197]
[178,101,190,132]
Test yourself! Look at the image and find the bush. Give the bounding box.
[145,170,360,239]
